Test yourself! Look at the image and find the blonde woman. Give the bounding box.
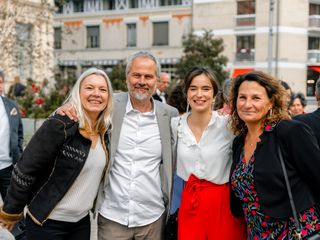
[0,68,113,240]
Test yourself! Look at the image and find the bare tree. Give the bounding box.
[0,0,55,84]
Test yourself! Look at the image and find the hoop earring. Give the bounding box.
[268,108,273,118]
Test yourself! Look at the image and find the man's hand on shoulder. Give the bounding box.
[56,103,78,122]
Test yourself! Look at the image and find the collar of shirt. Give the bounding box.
[125,93,156,116]
[156,88,165,96]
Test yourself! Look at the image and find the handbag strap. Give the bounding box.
[276,144,301,232]
[276,122,301,234]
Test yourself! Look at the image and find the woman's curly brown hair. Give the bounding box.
[228,71,290,136]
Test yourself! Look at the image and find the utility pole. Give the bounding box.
[268,0,275,74]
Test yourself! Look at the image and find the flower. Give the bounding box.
[31,83,39,93]
[33,98,45,106]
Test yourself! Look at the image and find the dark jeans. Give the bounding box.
[0,165,13,199]
[26,214,90,240]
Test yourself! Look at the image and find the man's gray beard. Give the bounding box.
[131,91,150,102]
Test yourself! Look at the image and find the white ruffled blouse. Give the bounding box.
[171,111,235,184]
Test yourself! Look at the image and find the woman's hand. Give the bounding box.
[0,208,22,231]
[0,219,18,231]
[56,103,78,121]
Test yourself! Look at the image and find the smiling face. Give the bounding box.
[289,98,304,116]
[80,74,109,120]
[158,73,170,92]
[187,74,214,114]
[126,56,158,103]
[236,80,272,127]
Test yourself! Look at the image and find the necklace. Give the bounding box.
[246,137,259,147]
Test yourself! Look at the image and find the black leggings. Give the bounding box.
[26,214,90,240]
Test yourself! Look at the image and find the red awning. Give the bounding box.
[231,68,254,78]
[310,66,320,73]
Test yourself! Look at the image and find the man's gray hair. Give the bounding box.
[126,51,161,78]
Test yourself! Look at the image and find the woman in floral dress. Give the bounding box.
[229,71,320,239]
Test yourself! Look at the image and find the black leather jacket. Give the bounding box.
[3,115,109,225]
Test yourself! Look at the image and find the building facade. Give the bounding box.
[54,0,320,96]
[54,0,192,81]
[0,0,55,87]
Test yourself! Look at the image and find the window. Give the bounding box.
[237,35,255,51]
[16,23,33,80]
[87,26,100,48]
[236,35,255,61]
[73,0,84,12]
[127,23,137,47]
[237,0,255,15]
[153,22,169,46]
[54,27,62,49]
[308,37,320,50]
[102,0,115,10]
[129,0,139,8]
[310,3,320,15]
[56,4,63,14]
[160,0,182,6]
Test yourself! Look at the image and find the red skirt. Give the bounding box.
[178,174,247,240]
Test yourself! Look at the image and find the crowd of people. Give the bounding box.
[0,51,319,240]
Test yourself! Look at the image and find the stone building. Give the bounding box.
[0,0,55,89]
[54,0,320,96]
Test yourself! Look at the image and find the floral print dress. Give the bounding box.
[230,151,320,239]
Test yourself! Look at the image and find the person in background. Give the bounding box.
[288,92,307,116]
[280,80,292,110]
[167,82,188,115]
[8,76,26,99]
[57,51,179,240]
[153,72,171,103]
[0,68,113,240]
[214,78,232,115]
[294,79,320,145]
[0,71,23,201]
[40,78,51,96]
[229,71,320,239]
[171,67,247,240]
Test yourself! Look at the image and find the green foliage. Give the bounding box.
[109,61,127,91]
[17,90,66,118]
[13,77,75,119]
[176,30,228,84]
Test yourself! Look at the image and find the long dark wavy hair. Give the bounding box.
[229,71,290,136]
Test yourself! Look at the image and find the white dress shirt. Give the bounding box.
[0,97,12,170]
[99,98,165,227]
[174,111,234,184]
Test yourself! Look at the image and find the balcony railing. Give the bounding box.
[235,14,255,27]
[235,51,255,62]
[57,0,191,14]
[308,50,320,63]
[309,15,320,28]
